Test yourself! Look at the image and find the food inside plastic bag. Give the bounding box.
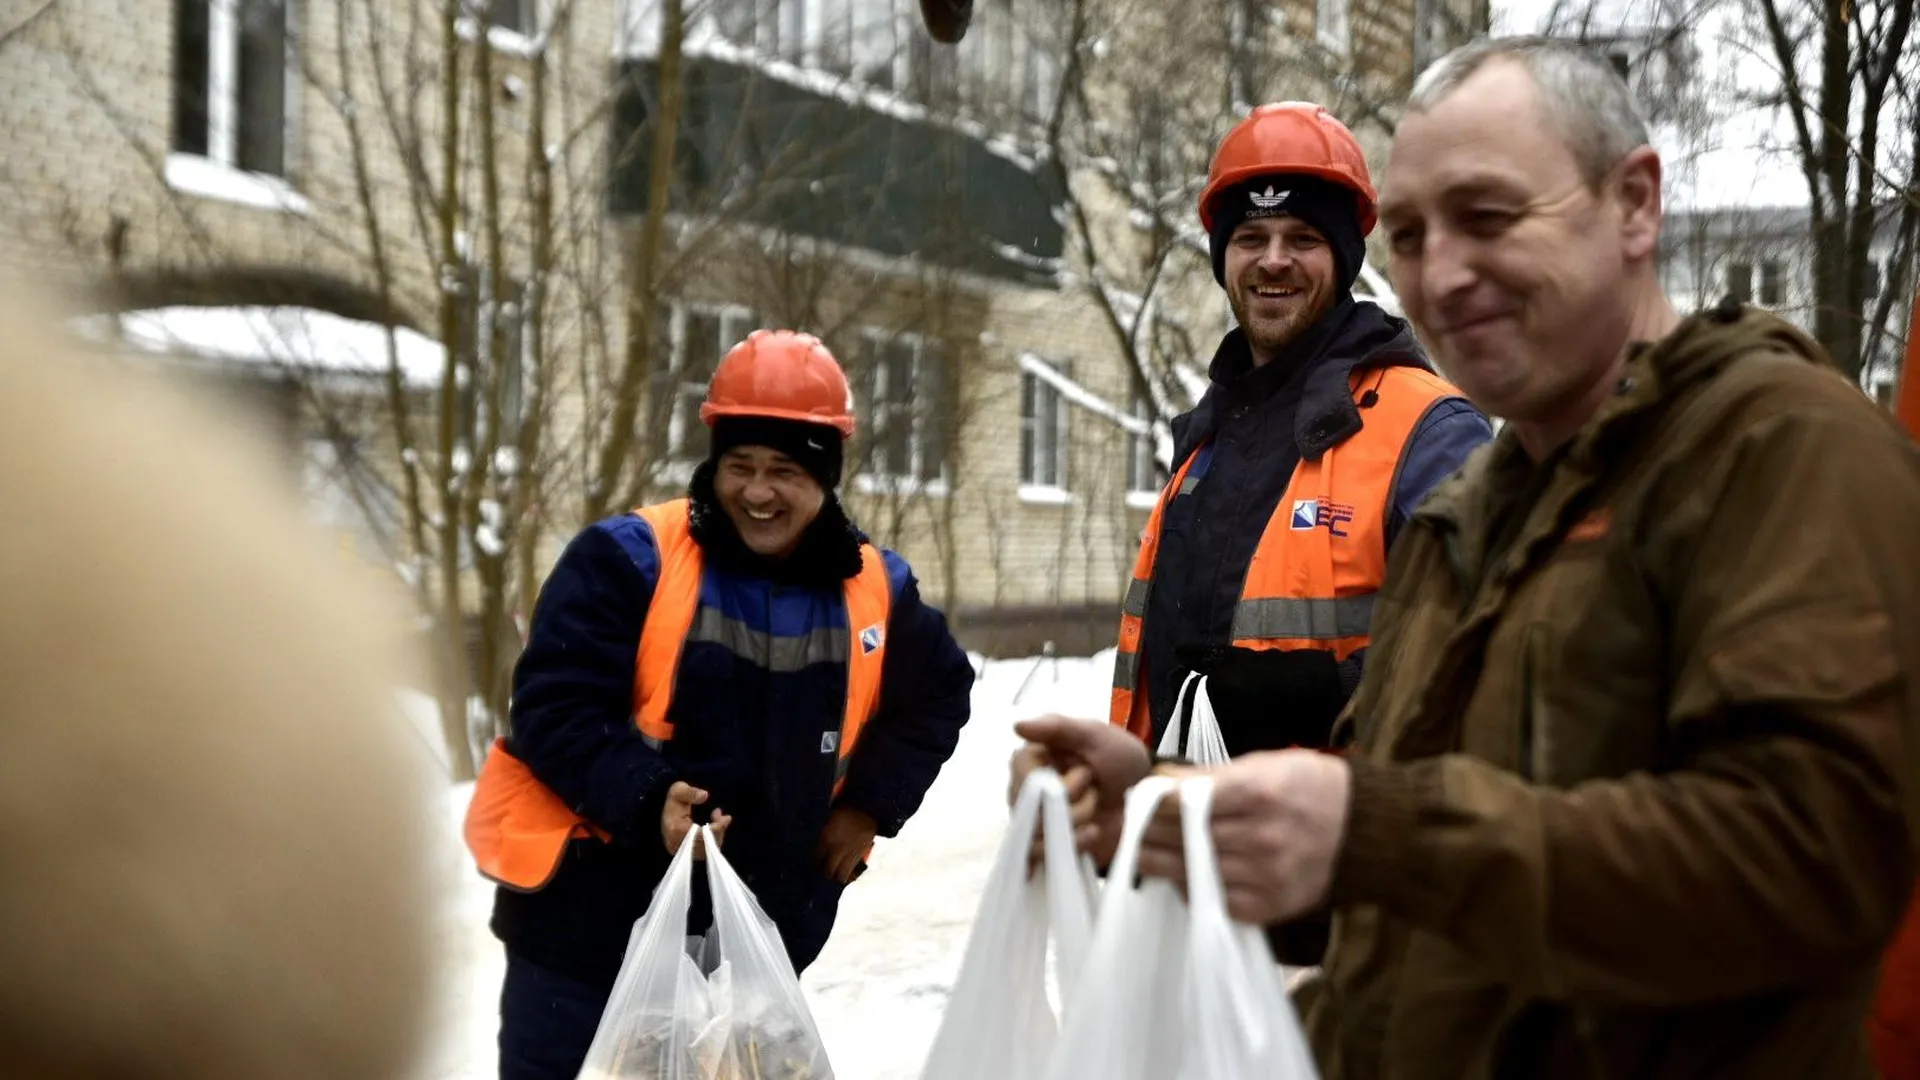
[576,826,835,1080]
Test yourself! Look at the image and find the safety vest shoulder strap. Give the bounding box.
[633,500,702,745]
[1110,446,1205,737]
[834,544,895,792]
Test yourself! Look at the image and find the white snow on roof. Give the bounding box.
[85,306,445,389]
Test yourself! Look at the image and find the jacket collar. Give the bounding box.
[1414,302,1831,573]
[1195,300,1434,462]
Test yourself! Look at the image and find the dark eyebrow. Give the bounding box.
[1436,175,1529,204]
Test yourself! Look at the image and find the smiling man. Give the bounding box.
[1105,104,1489,954]
[465,329,975,1080]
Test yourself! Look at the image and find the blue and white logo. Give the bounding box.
[860,624,885,654]
[1291,499,1319,530]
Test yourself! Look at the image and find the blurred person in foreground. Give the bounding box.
[0,290,440,1080]
[1015,36,1920,1079]
[465,329,974,1080]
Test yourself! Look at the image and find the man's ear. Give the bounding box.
[1614,145,1664,263]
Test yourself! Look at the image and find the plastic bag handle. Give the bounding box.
[1096,775,1179,919]
[1180,778,1274,1061]
[1156,672,1205,758]
[1030,768,1095,994]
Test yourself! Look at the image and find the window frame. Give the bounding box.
[1316,0,1351,56]
[1758,259,1785,306]
[664,303,759,463]
[852,328,951,496]
[1726,261,1755,304]
[1017,355,1072,502]
[456,0,545,57]
[1125,393,1161,509]
[168,0,307,212]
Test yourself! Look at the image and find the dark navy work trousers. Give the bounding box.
[497,951,611,1080]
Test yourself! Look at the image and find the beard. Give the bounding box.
[1228,274,1331,358]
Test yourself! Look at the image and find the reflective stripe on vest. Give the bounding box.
[464,498,894,891]
[1109,365,1461,740]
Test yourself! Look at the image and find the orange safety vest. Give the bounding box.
[464,498,894,892]
[1110,364,1460,740]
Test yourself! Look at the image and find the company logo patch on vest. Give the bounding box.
[860,623,885,654]
[1291,498,1355,537]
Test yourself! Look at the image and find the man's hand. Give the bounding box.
[1135,749,1351,924]
[1011,715,1154,869]
[661,781,732,860]
[818,806,878,884]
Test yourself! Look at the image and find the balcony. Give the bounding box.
[608,14,1065,285]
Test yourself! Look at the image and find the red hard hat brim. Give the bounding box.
[700,401,856,438]
[1198,163,1379,236]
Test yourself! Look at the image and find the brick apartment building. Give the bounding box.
[0,0,1482,671]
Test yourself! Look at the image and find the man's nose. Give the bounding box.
[1257,237,1294,272]
[1421,229,1476,302]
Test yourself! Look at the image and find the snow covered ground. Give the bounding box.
[414,650,1117,1080]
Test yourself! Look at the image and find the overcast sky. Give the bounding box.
[1487,0,1814,210]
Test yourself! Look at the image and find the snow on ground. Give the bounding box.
[415,650,1117,1080]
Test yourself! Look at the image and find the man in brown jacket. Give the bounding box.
[1013,36,1920,1079]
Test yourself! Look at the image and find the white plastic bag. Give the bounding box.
[1044,776,1319,1080]
[702,823,835,1080]
[919,767,1097,1080]
[577,824,717,1080]
[1157,672,1231,766]
[577,826,834,1080]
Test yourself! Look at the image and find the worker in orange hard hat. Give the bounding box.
[465,329,975,1080]
[1015,101,1492,968]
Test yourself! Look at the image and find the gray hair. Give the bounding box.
[1407,36,1652,188]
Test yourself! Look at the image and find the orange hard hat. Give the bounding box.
[1197,102,1378,237]
[700,329,856,438]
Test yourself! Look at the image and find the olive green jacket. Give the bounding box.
[1305,305,1920,1079]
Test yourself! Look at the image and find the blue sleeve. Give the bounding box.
[507,517,680,847]
[1386,397,1494,552]
[835,551,976,838]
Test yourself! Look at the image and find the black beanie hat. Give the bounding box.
[707,415,845,490]
[1207,174,1367,295]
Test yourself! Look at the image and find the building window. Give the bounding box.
[1727,262,1754,304]
[486,0,537,35]
[1413,0,1452,73]
[1126,395,1160,508]
[850,0,897,86]
[1018,21,1058,123]
[1316,0,1350,55]
[1759,260,1784,306]
[652,305,757,461]
[858,331,947,488]
[779,0,808,64]
[1019,360,1069,493]
[173,0,290,178]
[454,267,533,448]
[712,0,758,46]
